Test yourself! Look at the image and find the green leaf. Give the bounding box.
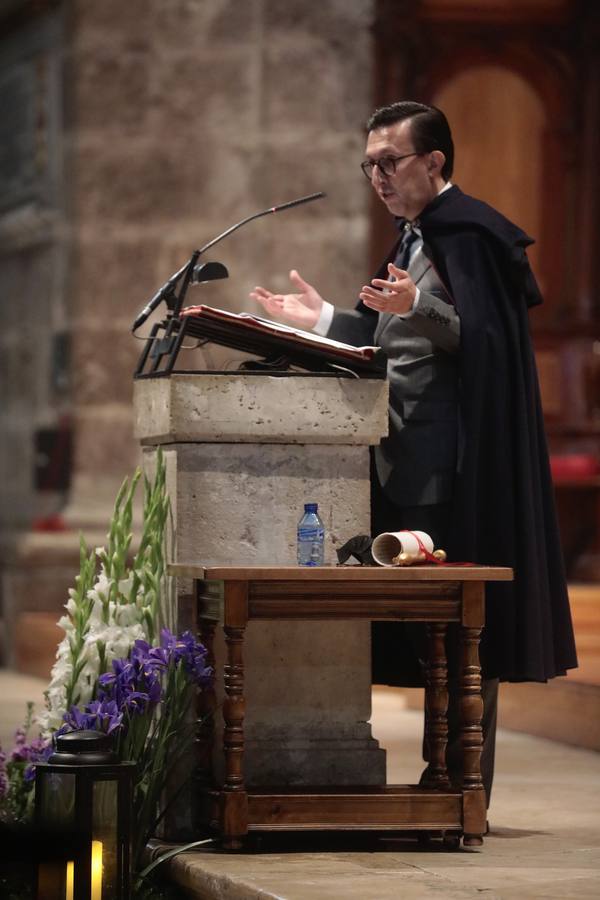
[135,839,214,883]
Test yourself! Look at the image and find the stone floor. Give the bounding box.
[4,672,598,899]
[163,686,600,899]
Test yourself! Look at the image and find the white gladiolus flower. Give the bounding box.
[118,575,134,597]
[102,625,141,661]
[79,637,99,663]
[38,680,70,736]
[37,454,171,744]
[75,676,95,706]
[47,684,67,707]
[115,604,141,627]
[89,569,111,602]
[88,597,106,624]
[55,639,71,662]
[38,707,65,733]
[49,651,71,681]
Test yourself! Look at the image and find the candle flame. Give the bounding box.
[64,841,102,900]
[65,861,74,900]
[92,841,103,900]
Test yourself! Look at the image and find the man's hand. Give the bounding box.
[359,262,417,315]
[250,269,324,329]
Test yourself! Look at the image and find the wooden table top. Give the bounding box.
[169,563,514,582]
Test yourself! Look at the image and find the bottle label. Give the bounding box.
[297,526,325,566]
[298,527,324,540]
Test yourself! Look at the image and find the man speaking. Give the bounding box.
[250,101,577,808]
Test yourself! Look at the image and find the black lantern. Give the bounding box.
[35,730,135,900]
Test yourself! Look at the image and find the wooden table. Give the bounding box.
[170,564,513,850]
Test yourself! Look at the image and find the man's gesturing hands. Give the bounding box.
[250,262,417,327]
[359,262,417,315]
[250,270,324,330]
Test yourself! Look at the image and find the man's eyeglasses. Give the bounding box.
[360,153,421,180]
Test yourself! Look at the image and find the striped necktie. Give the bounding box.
[395,226,419,271]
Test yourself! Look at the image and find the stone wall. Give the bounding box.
[0,8,68,530]
[66,0,374,522]
[0,0,375,665]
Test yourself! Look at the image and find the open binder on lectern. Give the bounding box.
[134,303,387,379]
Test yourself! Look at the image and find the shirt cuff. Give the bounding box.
[396,287,420,318]
[313,301,335,335]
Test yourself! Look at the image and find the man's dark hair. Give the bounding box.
[366,101,454,181]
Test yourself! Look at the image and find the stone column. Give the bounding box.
[134,372,388,786]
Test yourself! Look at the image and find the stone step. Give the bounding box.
[13,612,61,680]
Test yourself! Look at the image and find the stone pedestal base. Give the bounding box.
[136,374,389,786]
[211,619,383,787]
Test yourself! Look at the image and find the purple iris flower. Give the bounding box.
[0,749,9,798]
[98,645,164,713]
[123,691,151,712]
[98,671,117,691]
[131,641,169,682]
[3,731,52,783]
[61,699,123,735]
[146,646,169,667]
[147,678,162,704]
[86,699,123,734]
[8,727,30,760]
[159,628,212,686]
[61,706,90,731]
[58,630,211,756]
[23,743,52,781]
[10,746,30,763]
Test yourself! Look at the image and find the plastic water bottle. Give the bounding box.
[297,503,325,566]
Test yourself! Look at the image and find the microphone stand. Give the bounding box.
[168,249,201,318]
[138,249,200,375]
[133,191,325,376]
[131,191,325,333]
[131,251,199,332]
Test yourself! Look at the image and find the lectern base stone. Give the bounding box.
[138,374,389,787]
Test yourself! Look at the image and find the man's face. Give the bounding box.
[364,119,440,220]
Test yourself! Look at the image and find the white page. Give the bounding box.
[236,312,378,354]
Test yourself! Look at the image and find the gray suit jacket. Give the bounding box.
[327,245,460,506]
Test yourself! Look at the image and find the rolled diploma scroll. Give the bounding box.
[371,530,434,567]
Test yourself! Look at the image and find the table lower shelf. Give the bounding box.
[210,784,472,832]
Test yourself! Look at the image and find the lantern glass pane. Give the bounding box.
[92,779,118,897]
[38,771,76,828]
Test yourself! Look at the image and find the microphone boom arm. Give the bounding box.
[131,191,325,332]
[195,191,325,256]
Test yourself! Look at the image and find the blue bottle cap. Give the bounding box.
[304,503,318,512]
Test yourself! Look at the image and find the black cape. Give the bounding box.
[372,185,577,683]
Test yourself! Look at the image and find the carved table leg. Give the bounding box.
[195,617,217,829]
[222,620,247,849]
[460,582,486,847]
[423,623,450,787]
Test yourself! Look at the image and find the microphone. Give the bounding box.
[131,261,189,333]
[268,192,326,214]
[131,191,326,332]
[191,261,229,284]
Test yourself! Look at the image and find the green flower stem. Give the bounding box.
[41,448,189,876]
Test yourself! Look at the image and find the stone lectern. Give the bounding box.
[133,373,389,785]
